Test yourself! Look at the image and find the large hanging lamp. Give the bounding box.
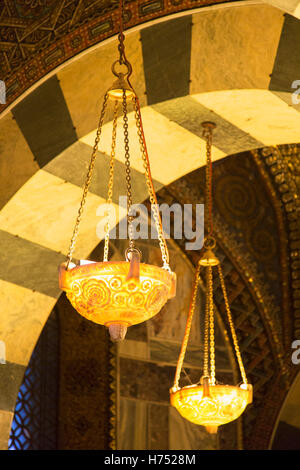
[59,0,176,342]
[170,122,252,434]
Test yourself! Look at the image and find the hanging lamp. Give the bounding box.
[170,122,252,434]
[59,0,176,342]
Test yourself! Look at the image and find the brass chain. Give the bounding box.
[118,0,125,63]
[133,96,170,271]
[122,89,135,250]
[202,125,214,241]
[103,100,119,262]
[217,264,248,384]
[66,92,109,268]
[118,32,125,64]
[173,261,201,389]
[203,267,210,377]
[208,265,216,386]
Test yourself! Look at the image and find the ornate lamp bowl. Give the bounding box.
[170,383,252,433]
[59,260,176,340]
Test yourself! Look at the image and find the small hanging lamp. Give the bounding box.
[59,0,176,342]
[170,122,252,434]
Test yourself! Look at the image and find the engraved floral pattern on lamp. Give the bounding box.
[170,384,251,428]
[59,261,176,327]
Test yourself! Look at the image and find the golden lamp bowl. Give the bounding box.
[170,383,252,433]
[59,260,176,339]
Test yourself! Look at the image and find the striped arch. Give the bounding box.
[265,0,300,19]
[0,1,300,449]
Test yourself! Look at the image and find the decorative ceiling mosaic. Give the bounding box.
[0,1,300,450]
[0,0,234,108]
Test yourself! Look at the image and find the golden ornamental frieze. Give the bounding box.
[253,144,300,341]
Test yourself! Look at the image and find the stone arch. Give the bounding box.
[1,1,300,449]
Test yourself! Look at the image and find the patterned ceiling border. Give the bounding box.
[252,145,300,342]
[252,147,291,349]
[0,0,237,112]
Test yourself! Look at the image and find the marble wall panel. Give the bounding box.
[148,403,169,450]
[118,398,148,450]
[141,16,192,105]
[0,410,13,450]
[0,280,56,365]
[119,357,174,403]
[0,112,39,210]
[270,13,300,96]
[118,339,149,361]
[44,141,153,205]
[125,322,148,342]
[12,76,77,168]
[190,5,284,93]
[169,406,218,450]
[81,106,223,186]
[0,361,25,412]
[58,31,146,139]
[193,90,300,146]
[152,96,262,155]
[0,170,120,259]
[149,338,231,372]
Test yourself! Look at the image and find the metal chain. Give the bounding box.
[173,261,201,389]
[117,0,131,73]
[118,20,125,65]
[208,265,216,386]
[202,125,214,239]
[202,123,216,384]
[103,100,119,262]
[118,32,125,64]
[118,0,125,63]
[133,96,170,270]
[66,92,109,268]
[122,89,135,250]
[203,267,210,377]
[217,263,248,384]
